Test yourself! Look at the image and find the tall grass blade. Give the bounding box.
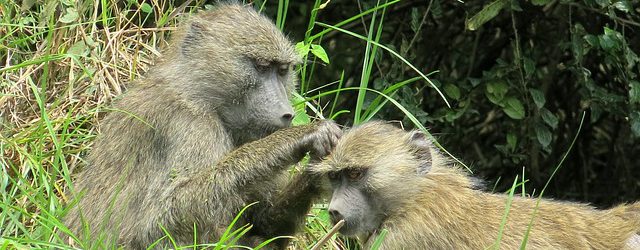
[520,112,586,249]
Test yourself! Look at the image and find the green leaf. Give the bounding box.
[535,124,552,148]
[310,44,330,64]
[571,27,585,61]
[529,88,545,108]
[613,1,631,12]
[531,0,552,5]
[630,80,640,104]
[631,111,640,137]
[540,107,559,129]
[510,0,523,11]
[598,35,615,51]
[59,8,78,23]
[410,8,421,33]
[599,27,621,51]
[431,0,443,17]
[291,94,310,126]
[141,3,153,14]
[502,97,525,119]
[625,47,639,68]
[67,41,89,56]
[507,132,517,151]
[523,57,535,78]
[444,107,466,122]
[20,16,36,25]
[603,26,619,37]
[469,78,481,87]
[444,83,461,100]
[591,104,603,123]
[485,80,509,105]
[583,34,599,47]
[595,0,612,7]
[465,0,509,31]
[295,41,310,58]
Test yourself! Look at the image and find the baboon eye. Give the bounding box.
[346,169,364,181]
[277,64,289,76]
[254,59,270,73]
[327,171,340,181]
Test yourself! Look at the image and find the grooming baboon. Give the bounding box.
[64,4,342,249]
[314,121,640,249]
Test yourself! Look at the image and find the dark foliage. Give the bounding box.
[270,0,640,207]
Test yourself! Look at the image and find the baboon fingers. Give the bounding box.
[322,130,332,154]
[330,132,339,149]
[323,120,343,149]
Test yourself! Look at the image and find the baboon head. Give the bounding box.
[313,122,438,239]
[162,4,301,144]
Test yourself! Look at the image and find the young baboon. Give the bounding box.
[314,121,640,249]
[63,3,342,249]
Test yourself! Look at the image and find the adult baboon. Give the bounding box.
[64,3,341,249]
[314,121,640,249]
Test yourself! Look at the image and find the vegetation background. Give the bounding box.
[1,0,639,248]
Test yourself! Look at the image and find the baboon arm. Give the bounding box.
[261,172,318,227]
[251,172,320,247]
[213,123,317,189]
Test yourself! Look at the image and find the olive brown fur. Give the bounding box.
[63,3,341,249]
[315,121,640,250]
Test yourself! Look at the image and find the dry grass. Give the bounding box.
[1,1,175,170]
[1,1,184,247]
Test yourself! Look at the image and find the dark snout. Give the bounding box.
[260,74,294,129]
[328,190,357,235]
[328,208,344,225]
[272,103,294,128]
[328,184,382,237]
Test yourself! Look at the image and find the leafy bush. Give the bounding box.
[280,0,640,206]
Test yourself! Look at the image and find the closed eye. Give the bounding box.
[346,168,365,181]
[277,63,289,76]
[254,58,271,73]
[328,171,340,181]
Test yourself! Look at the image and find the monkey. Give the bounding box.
[62,3,342,249]
[312,121,640,249]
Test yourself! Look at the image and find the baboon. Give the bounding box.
[313,121,640,249]
[64,3,342,249]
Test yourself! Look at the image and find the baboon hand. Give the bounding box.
[301,120,342,160]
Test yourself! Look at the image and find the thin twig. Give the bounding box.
[406,0,434,50]
[510,5,525,89]
[163,0,195,27]
[563,2,640,28]
[310,220,345,250]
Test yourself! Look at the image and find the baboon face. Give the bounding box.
[319,122,435,239]
[218,58,297,142]
[176,5,301,143]
[327,168,385,237]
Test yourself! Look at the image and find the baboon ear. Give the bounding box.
[408,130,432,175]
[181,21,208,56]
